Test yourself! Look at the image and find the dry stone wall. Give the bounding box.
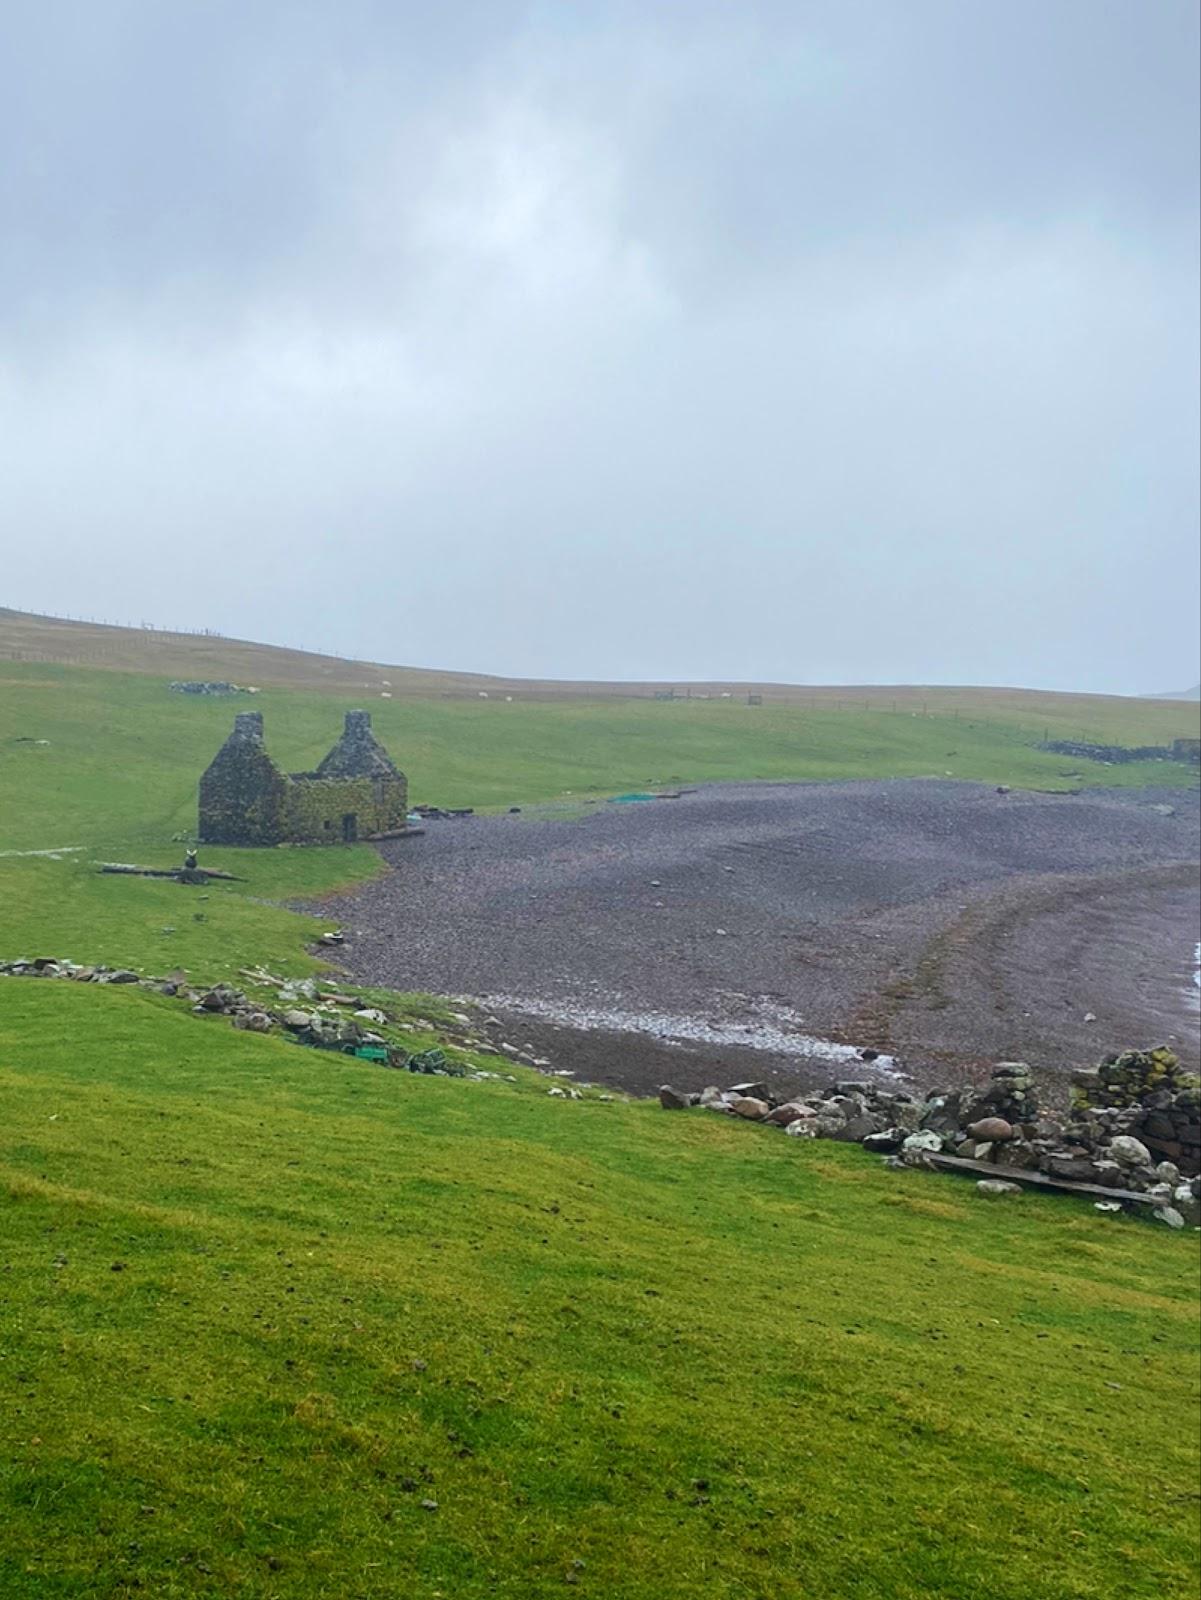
[1069,1048,1200,1170]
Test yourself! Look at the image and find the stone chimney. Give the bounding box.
[314,708,399,779]
[233,711,264,740]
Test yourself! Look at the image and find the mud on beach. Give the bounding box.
[308,780,1201,1101]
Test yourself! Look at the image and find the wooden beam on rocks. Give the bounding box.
[923,1152,1161,1208]
[98,863,246,882]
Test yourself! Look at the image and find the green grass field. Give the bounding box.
[3,982,1198,1600]
[2,654,1199,1597]
[1,659,1196,982]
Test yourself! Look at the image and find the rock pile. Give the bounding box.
[0,958,467,1078]
[168,681,251,695]
[1068,1048,1200,1170]
[660,1051,1201,1224]
[1036,739,1187,765]
[1,957,146,985]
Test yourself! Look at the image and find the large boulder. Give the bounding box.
[726,1082,771,1103]
[836,1112,887,1143]
[830,1094,868,1117]
[1042,1153,1105,1183]
[658,1085,692,1110]
[1107,1135,1153,1169]
[767,1101,814,1126]
[863,1128,906,1154]
[1032,1116,1067,1142]
[195,985,244,1013]
[784,1118,818,1138]
[889,1097,924,1132]
[812,1110,850,1139]
[993,1140,1039,1170]
[902,1130,944,1159]
[729,1096,771,1121]
[966,1117,1014,1143]
[233,1011,272,1033]
[1142,1113,1176,1143]
[1090,1160,1126,1189]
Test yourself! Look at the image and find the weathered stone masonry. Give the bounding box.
[199,710,408,845]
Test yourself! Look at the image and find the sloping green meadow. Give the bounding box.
[4,662,1198,852]
[1,983,1197,1600]
[1,662,1199,1596]
[2,660,1196,978]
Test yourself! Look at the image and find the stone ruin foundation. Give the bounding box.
[198,710,409,846]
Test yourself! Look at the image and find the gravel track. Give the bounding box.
[309,780,1200,1098]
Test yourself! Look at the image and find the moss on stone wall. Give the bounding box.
[283,774,408,842]
[198,736,289,845]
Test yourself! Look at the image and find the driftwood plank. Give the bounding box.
[924,1151,1159,1207]
[99,864,245,883]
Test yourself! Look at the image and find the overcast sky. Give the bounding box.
[2,2,1197,692]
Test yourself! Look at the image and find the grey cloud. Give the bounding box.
[1,1,1197,690]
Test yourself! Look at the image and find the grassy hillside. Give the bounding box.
[1,653,1199,1597]
[5,659,1197,852]
[7,606,1201,720]
[2,980,1197,1600]
[2,658,1196,980]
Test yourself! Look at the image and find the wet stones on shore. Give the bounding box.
[4,956,1197,1229]
[0,958,495,1083]
[658,1051,1201,1225]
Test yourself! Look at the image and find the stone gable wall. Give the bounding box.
[315,709,400,779]
[198,715,289,845]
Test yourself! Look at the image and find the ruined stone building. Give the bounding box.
[199,710,408,845]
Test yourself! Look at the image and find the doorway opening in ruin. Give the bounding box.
[342,813,358,842]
